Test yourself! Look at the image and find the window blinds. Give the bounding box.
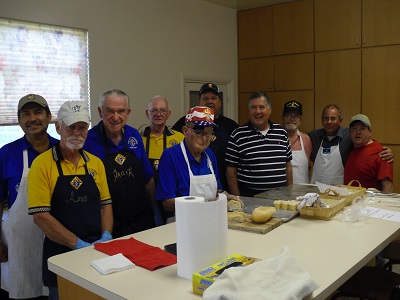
[0,18,90,125]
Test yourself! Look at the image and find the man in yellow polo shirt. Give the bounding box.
[141,95,184,173]
[27,101,113,300]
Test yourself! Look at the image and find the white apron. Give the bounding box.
[180,142,218,201]
[310,139,344,185]
[291,132,309,184]
[1,150,48,298]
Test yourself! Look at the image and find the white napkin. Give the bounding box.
[202,247,319,300]
[91,253,135,275]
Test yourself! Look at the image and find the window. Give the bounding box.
[0,18,90,147]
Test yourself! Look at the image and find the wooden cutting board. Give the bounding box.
[228,217,283,235]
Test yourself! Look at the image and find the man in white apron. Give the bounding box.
[0,94,58,299]
[156,106,237,221]
[307,104,394,185]
[282,101,312,184]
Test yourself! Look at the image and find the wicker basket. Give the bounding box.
[299,181,366,221]
[337,180,366,206]
[299,189,347,220]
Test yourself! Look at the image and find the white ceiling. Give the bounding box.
[202,0,296,10]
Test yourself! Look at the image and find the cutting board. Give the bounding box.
[228,217,283,235]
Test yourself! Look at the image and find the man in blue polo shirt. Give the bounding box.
[84,89,162,237]
[0,94,58,299]
[156,106,224,221]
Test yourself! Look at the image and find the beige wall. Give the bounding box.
[0,0,238,128]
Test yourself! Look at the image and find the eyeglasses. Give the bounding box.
[350,126,369,132]
[147,109,169,116]
[284,113,301,120]
[64,123,88,133]
[187,127,215,139]
[322,116,339,122]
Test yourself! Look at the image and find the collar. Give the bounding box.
[142,126,175,137]
[320,127,346,140]
[52,142,89,163]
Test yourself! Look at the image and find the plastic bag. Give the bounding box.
[333,196,369,222]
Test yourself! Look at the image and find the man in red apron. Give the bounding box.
[0,94,58,299]
[27,101,113,300]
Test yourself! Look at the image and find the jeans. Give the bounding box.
[48,287,59,300]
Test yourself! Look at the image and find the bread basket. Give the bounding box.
[299,189,347,220]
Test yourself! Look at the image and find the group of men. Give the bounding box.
[0,83,395,300]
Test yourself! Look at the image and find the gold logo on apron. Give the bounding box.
[115,153,126,165]
[70,176,83,190]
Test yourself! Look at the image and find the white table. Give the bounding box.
[48,201,400,300]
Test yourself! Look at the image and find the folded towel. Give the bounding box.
[91,253,135,275]
[94,237,177,271]
[203,247,319,300]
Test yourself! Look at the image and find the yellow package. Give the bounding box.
[192,254,260,295]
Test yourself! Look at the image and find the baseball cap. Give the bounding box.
[18,94,49,111]
[185,106,218,127]
[283,100,302,115]
[199,83,219,96]
[58,101,90,126]
[349,114,371,128]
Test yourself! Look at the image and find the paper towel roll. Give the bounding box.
[175,193,228,280]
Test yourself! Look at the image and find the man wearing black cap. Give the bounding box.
[282,100,312,184]
[0,94,58,299]
[172,83,238,192]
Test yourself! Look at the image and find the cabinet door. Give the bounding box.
[362,46,400,144]
[268,91,315,133]
[274,53,314,91]
[273,0,314,55]
[315,0,361,51]
[362,0,400,47]
[239,57,274,92]
[315,49,361,128]
[238,93,251,126]
[238,6,273,59]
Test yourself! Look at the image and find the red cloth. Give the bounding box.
[94,237,177,271]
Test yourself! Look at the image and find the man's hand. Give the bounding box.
[380,146,394,163]
[0,240,8,262]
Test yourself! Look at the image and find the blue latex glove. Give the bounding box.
[92,231,113,244]
[153,206,164,227]
[73,238,91,250]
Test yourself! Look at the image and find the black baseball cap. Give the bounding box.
[199,83,219,96]
[283,100,302,115]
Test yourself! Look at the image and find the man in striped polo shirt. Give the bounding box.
[226,92,293,197]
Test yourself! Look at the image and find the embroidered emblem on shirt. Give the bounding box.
[70,176,83,190]
[88,168,97,178]
[128,136,138,148]
[115,153,126,165]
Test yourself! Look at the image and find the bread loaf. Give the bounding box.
[228,211,250,223]
[227,199,243,212]
[273,200,282,209]
[288,200,300,211]
[280,200,289,210]
[251,206,276,223]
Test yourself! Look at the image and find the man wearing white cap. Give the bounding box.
[344,114,393,192]
[0,94,58,299]
[27,101,113,299]
[157,106,225,219]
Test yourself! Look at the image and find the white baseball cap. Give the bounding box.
[58,101,89,126]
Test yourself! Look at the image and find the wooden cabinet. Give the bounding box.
[315,49,361,128]
[238,57,274,92]
[237,6,273,59]
[274,53,314,91]
[362,0,400,47]
[273,0,314,55]
[362,45,400,145]
[315,0,361,51]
